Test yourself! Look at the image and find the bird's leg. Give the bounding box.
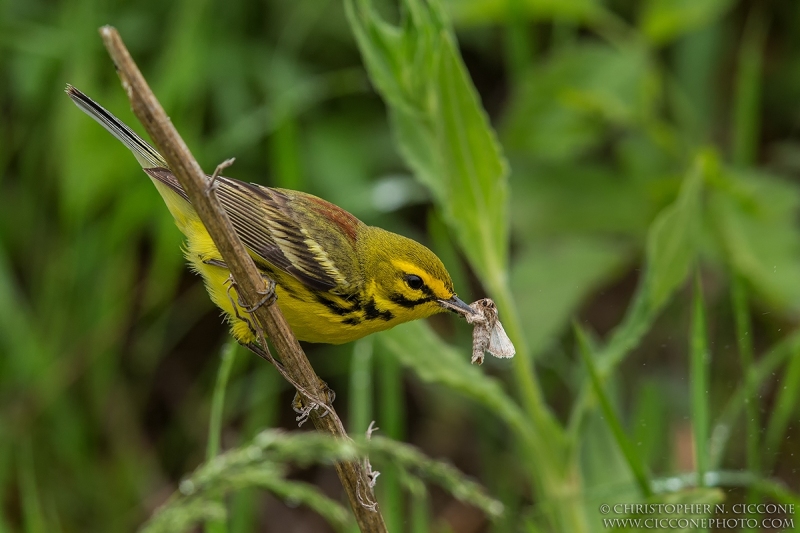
[206,157,235,194]
[244,336,336,426]
[223,273,277,340]
[224,275,257,337]
[293,380,337,426]
[242,276,277,314]
[225,274,333,425]
[224,273,333,426]
[240,340,286,373]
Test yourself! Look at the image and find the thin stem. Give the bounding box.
[98,26,387,533]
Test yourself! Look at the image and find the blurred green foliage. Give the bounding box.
[2,0,800,531]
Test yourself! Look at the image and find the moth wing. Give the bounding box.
[486,321,515,358]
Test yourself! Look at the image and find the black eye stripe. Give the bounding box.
[390,294,433,308]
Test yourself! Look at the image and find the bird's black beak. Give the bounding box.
[437,295,475,317]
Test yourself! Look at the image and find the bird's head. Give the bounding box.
[360,227,474,322]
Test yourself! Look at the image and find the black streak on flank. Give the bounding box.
[389,294,433,309]
[363,298,394,321]
[342,316,361,326]
[315,294,360,316]
[281,284,304,300]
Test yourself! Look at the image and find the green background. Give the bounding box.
[1,0,800,531]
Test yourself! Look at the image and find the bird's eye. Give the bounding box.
[405,275,424,290]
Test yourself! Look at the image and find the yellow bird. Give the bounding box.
[66,85,474,347]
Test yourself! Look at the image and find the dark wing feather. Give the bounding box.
[145,168,362,293]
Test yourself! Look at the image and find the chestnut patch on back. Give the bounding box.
[306,196,360,242]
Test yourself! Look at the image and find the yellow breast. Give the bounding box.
[179,219,402,345]
[195,256,407,345]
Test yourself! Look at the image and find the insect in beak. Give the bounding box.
[437,295,476,317]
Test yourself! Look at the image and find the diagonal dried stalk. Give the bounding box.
[98,26,388,533]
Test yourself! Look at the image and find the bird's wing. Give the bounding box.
[145,168,363,293]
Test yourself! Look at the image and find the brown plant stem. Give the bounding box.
[98,25,388,533]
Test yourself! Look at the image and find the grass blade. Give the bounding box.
[764,349,800,468]
[207,341,240,462]
[710,329,800,468]
[349,337,374,435]
[368,436,504,519]
[18,443,47,533]
[690,274,710,487]
[574,324,653,498]
[144,429,502,532]
[731,275,760,531]
[378,347,405,532]
[410,489,430,533]
[731,5,767,167]
[504,0,535,84]
[204,341,239,533]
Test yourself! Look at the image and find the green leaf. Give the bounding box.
[346,0,556,466]
[503,44,659,161]
[640,0,736,45]
[508,163,657,240]
[346,0,509,284]
[602,150,707,367]
[442,0,602,27]
[511,238,628,356]
[642,160,705,312]
[710,168,800,312]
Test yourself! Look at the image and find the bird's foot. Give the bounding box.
[292,380,336,427]
[243,276,277,313]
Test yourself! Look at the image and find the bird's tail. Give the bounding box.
[65,84,168,169]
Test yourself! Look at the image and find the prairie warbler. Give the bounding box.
[66,86,474,346]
